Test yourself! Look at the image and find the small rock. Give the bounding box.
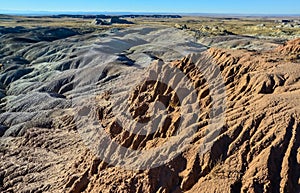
[257,23,266,27]
[174,23,188,30]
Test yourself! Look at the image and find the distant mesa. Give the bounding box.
[110,16,134,24]
[275,19,300,23]
[49,14,182,19]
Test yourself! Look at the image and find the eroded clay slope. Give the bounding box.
[71,39,300,193]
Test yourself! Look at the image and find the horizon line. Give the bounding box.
[0,9,300,17]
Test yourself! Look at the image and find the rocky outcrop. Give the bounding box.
[91,17,134,25]
[91,18,110,25]
[175,23,188,30]
[110,16,134,24]
[276,38,300,56]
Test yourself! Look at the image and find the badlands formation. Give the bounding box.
[0,15,299,193]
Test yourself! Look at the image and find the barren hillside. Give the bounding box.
[0,20,299,193]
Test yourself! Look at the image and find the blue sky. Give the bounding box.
[0,0,299,14]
